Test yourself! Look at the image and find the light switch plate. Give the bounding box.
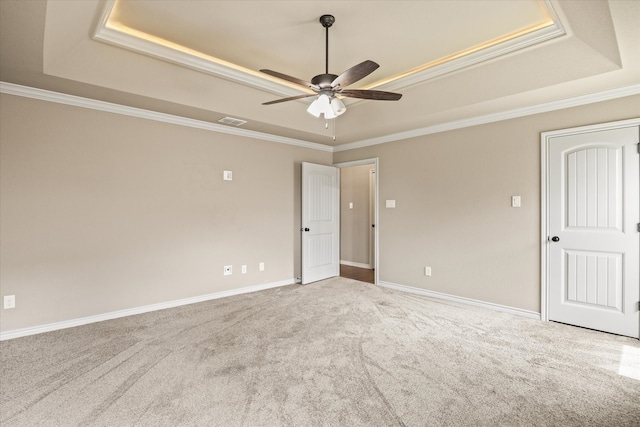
[223,171,233,181]
[385,200,396,208]
[511,195,521,208]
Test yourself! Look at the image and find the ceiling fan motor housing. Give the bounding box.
[311,74,339,89]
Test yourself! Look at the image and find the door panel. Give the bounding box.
[564,250,622,310]
[301,162,339,284]
[548,126,639,338]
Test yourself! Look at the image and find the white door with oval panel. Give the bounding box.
[301,162,340,285]
[545,122,639,338]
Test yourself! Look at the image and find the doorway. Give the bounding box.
[334,158,378,285]
[541,119,639,338]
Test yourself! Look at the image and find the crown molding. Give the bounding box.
[93,0,564,96]
[93,0,307,99]
[0,82,332,152]
[334,84,640,152]
[374,0,565,92]
[3,82,638,154]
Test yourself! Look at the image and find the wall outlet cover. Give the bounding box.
[4,295,16,309]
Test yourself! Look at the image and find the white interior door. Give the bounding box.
[547,125,639,338]
[301,162,340,285]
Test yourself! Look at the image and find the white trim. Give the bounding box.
[334,84,640,152]
[378,281,541,320]
[539,118,640,322]
[93,1,306,99]
[375,1,565,92]
[0,82,332,153]
[541,131,550,322]
[93,1,564,99]
[0,279,295,341]
[334,158,380,285]
[333,158,379,168]
[340,260,372,270]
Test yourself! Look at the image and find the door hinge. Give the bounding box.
[637,223,640,232]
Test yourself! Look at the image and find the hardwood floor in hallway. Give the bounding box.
[340,264,374,284]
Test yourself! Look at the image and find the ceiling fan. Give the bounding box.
[260,14,402,119]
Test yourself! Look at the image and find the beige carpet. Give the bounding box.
[1,277,639,426]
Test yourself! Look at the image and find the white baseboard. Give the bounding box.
[0,279,295,341]
[378,281,541,320]
[340,260,373,269]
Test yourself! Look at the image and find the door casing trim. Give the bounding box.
[333,158,379,285]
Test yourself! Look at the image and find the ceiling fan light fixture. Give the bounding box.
[307,93,331,118]
[331,97,346,116]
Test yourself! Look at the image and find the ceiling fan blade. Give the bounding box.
[260,69,319,91]
[262,93,316,105]
[331,60,379,89]
[340,89,402,101]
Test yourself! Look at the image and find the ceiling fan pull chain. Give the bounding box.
[333,118,336,141]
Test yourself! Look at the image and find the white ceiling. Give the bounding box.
[1,1,639,147]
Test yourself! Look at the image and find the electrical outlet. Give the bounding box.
[424,267,432,277]
[4,295,16,309]
[259,262,265,271]
[242,265,247,274]
[224,265,232,275]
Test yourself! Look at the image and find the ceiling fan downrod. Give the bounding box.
[319,15,334,75]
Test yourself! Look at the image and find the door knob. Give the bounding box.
[302,227,310,232]
[551,236,560,242]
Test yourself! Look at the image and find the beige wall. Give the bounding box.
[340,164,372,266]
[2,92,639,333]
[0,94,331,332]
[334,95,640,313]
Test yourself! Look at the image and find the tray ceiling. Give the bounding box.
[1,1,638,147]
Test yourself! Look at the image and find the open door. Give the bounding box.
[301,162,340,284]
